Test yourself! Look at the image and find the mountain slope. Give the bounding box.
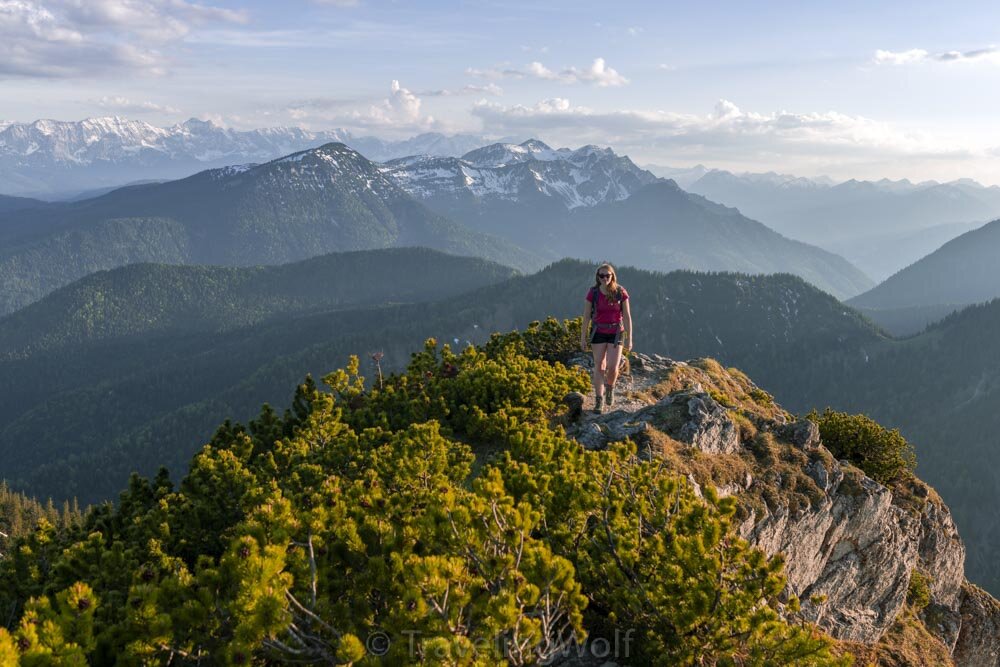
[387,148,873,300]
[687,170,1000,280]
[0,248,517,359]
[0,143,541,314]
[0,194,46,213]
[567,181,873,299]
[848,219,1000,310]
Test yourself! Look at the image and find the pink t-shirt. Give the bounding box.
[586,286,629,332]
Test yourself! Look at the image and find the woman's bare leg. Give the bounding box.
[591,342,608,396]
[605,344,623,388]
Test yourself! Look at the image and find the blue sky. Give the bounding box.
[3,0,1000,183]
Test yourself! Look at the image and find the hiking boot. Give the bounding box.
[593,395,604,414]
[605,384,615,407]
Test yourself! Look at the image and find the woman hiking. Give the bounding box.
[581,263,633,413]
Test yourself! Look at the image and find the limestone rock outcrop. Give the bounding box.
[565,352,998,665]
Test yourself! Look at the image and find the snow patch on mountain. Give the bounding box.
[382,139,658,210]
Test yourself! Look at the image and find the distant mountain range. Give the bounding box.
[848,219,1000,333]
[0,116,491,197]
[0,142,539,315]
[0,139,873,314]
[674,168,1000,281]
[386,140,873,299]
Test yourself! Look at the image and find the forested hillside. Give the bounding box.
[0,248,517,358]
[0,259,882,505]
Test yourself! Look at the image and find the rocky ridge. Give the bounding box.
[381,139,658,210]
[561,352,999,666]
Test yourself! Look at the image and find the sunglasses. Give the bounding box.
[597,273,612,279]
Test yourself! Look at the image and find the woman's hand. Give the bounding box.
[580,337,588,352]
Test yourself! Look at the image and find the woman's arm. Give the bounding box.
[622,298,633,351]
[581,299,591,351]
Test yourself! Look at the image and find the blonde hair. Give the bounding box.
[594,263,621,305]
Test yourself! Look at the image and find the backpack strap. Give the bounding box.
[590,286,623,333]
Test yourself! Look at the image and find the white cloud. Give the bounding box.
[285,80,440,134]
[874,46,1000,66]
[467,57,628,87]
[96,96,181,114]
[419,83,503,97]
[0,0,245,79]
[470,97,974,170]
[873,48,929,65]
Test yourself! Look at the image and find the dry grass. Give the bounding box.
[871,607,954,666]
[835,606,956,666]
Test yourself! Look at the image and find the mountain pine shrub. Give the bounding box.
[808,408,916,485]
[0,333,847,665]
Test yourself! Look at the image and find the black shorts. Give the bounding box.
[591,330,622,346]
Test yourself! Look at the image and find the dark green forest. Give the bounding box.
[0,258,882,505]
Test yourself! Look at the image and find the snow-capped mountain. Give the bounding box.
[0,141,542,315]
[381,139,658,211]
[0,117,489,197]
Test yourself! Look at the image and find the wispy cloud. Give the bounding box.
[419,84,503,97]
[467,57,628,87]
[0,0,245,79]
[96,96,181,114]
[61,0,248,42]
[471,97,977,168]
[874,46,1000,65]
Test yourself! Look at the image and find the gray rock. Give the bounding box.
[806,459,830,491]
[780,418,821,449]
[921,603,963,655]
[953,582,1000,667]
[677,393,740,455]
[576,423,607,451]
[917,498,966,613]
[744,460,919,643]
